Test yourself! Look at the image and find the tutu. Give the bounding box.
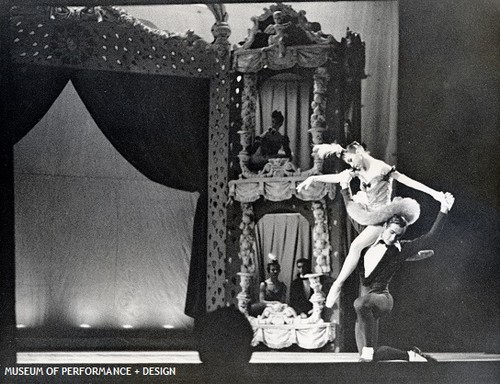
[346,196,421,226]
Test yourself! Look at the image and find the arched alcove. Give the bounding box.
[253,212,311,303]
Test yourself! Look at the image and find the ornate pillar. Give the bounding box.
[309,67,330,173]
[238,202,257,274]
[236,272,253,315]
[304,273,326,323]
[206,8,231,312]
[236,202,257,314]
[311,200,332,274]
[238,73,258,178]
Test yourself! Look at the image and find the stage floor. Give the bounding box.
[17,350,500,364]
[12,351,500,383]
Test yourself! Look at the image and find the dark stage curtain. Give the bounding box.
[4,65,72,145]
[70,70,209,193]
[1,63,72,363]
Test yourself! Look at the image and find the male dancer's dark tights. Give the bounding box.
[353,285,393,352]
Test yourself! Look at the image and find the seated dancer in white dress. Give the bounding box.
[296,142,446,308]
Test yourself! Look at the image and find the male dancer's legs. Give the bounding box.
[353,286,393,352]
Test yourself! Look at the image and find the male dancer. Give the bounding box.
[331,182,454,362]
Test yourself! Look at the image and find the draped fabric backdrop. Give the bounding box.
[11,66,210,329]
[254,213,311,304]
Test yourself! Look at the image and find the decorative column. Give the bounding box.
[236,202,257,314]
[304,273,326,323]
[238,73,258,178]
[238,202,257,274]
[236,272,253,315]
[206,6,231,312]
[311,200,332,274]
[309,67,330,174]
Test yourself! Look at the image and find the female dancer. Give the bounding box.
[296,142,445,307]
[250,255,287,316]
[259,256,287,306]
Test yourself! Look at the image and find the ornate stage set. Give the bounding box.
[7,3,365,351]
[226,3,364,350]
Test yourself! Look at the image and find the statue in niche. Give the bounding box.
[249,110,292,172]
[238,4,336,51]
[263,10,310,56]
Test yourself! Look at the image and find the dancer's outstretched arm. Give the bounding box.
[297,169,352,193]
[393,171,444,201]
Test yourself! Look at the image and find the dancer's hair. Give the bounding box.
[296,258,311,268]
[340,141,369,160]
[319,141,367,159]
[386,214,408,229]
[267,260,281,274]
[271,110,284,126]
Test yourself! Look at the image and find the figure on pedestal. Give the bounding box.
[249,110,292,171]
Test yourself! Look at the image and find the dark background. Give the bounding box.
[381,0,499,353]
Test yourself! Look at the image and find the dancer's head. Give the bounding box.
[271,110,284,129]
[295,258,311,277]
[381,215,408,245]
[267,259,281,276]
[341,141,366,171]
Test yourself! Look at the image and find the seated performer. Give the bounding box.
[250,255,287,316]
[249,110,292,171]
[289,258,313,318]
[337,178,454,361]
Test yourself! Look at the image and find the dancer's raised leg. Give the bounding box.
[326,225,382,307]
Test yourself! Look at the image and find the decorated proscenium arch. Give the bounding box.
[9,4,231,312]
[10,6,214,76]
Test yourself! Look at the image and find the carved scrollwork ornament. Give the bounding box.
[238,202,257,273]
[311,200,332,274]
